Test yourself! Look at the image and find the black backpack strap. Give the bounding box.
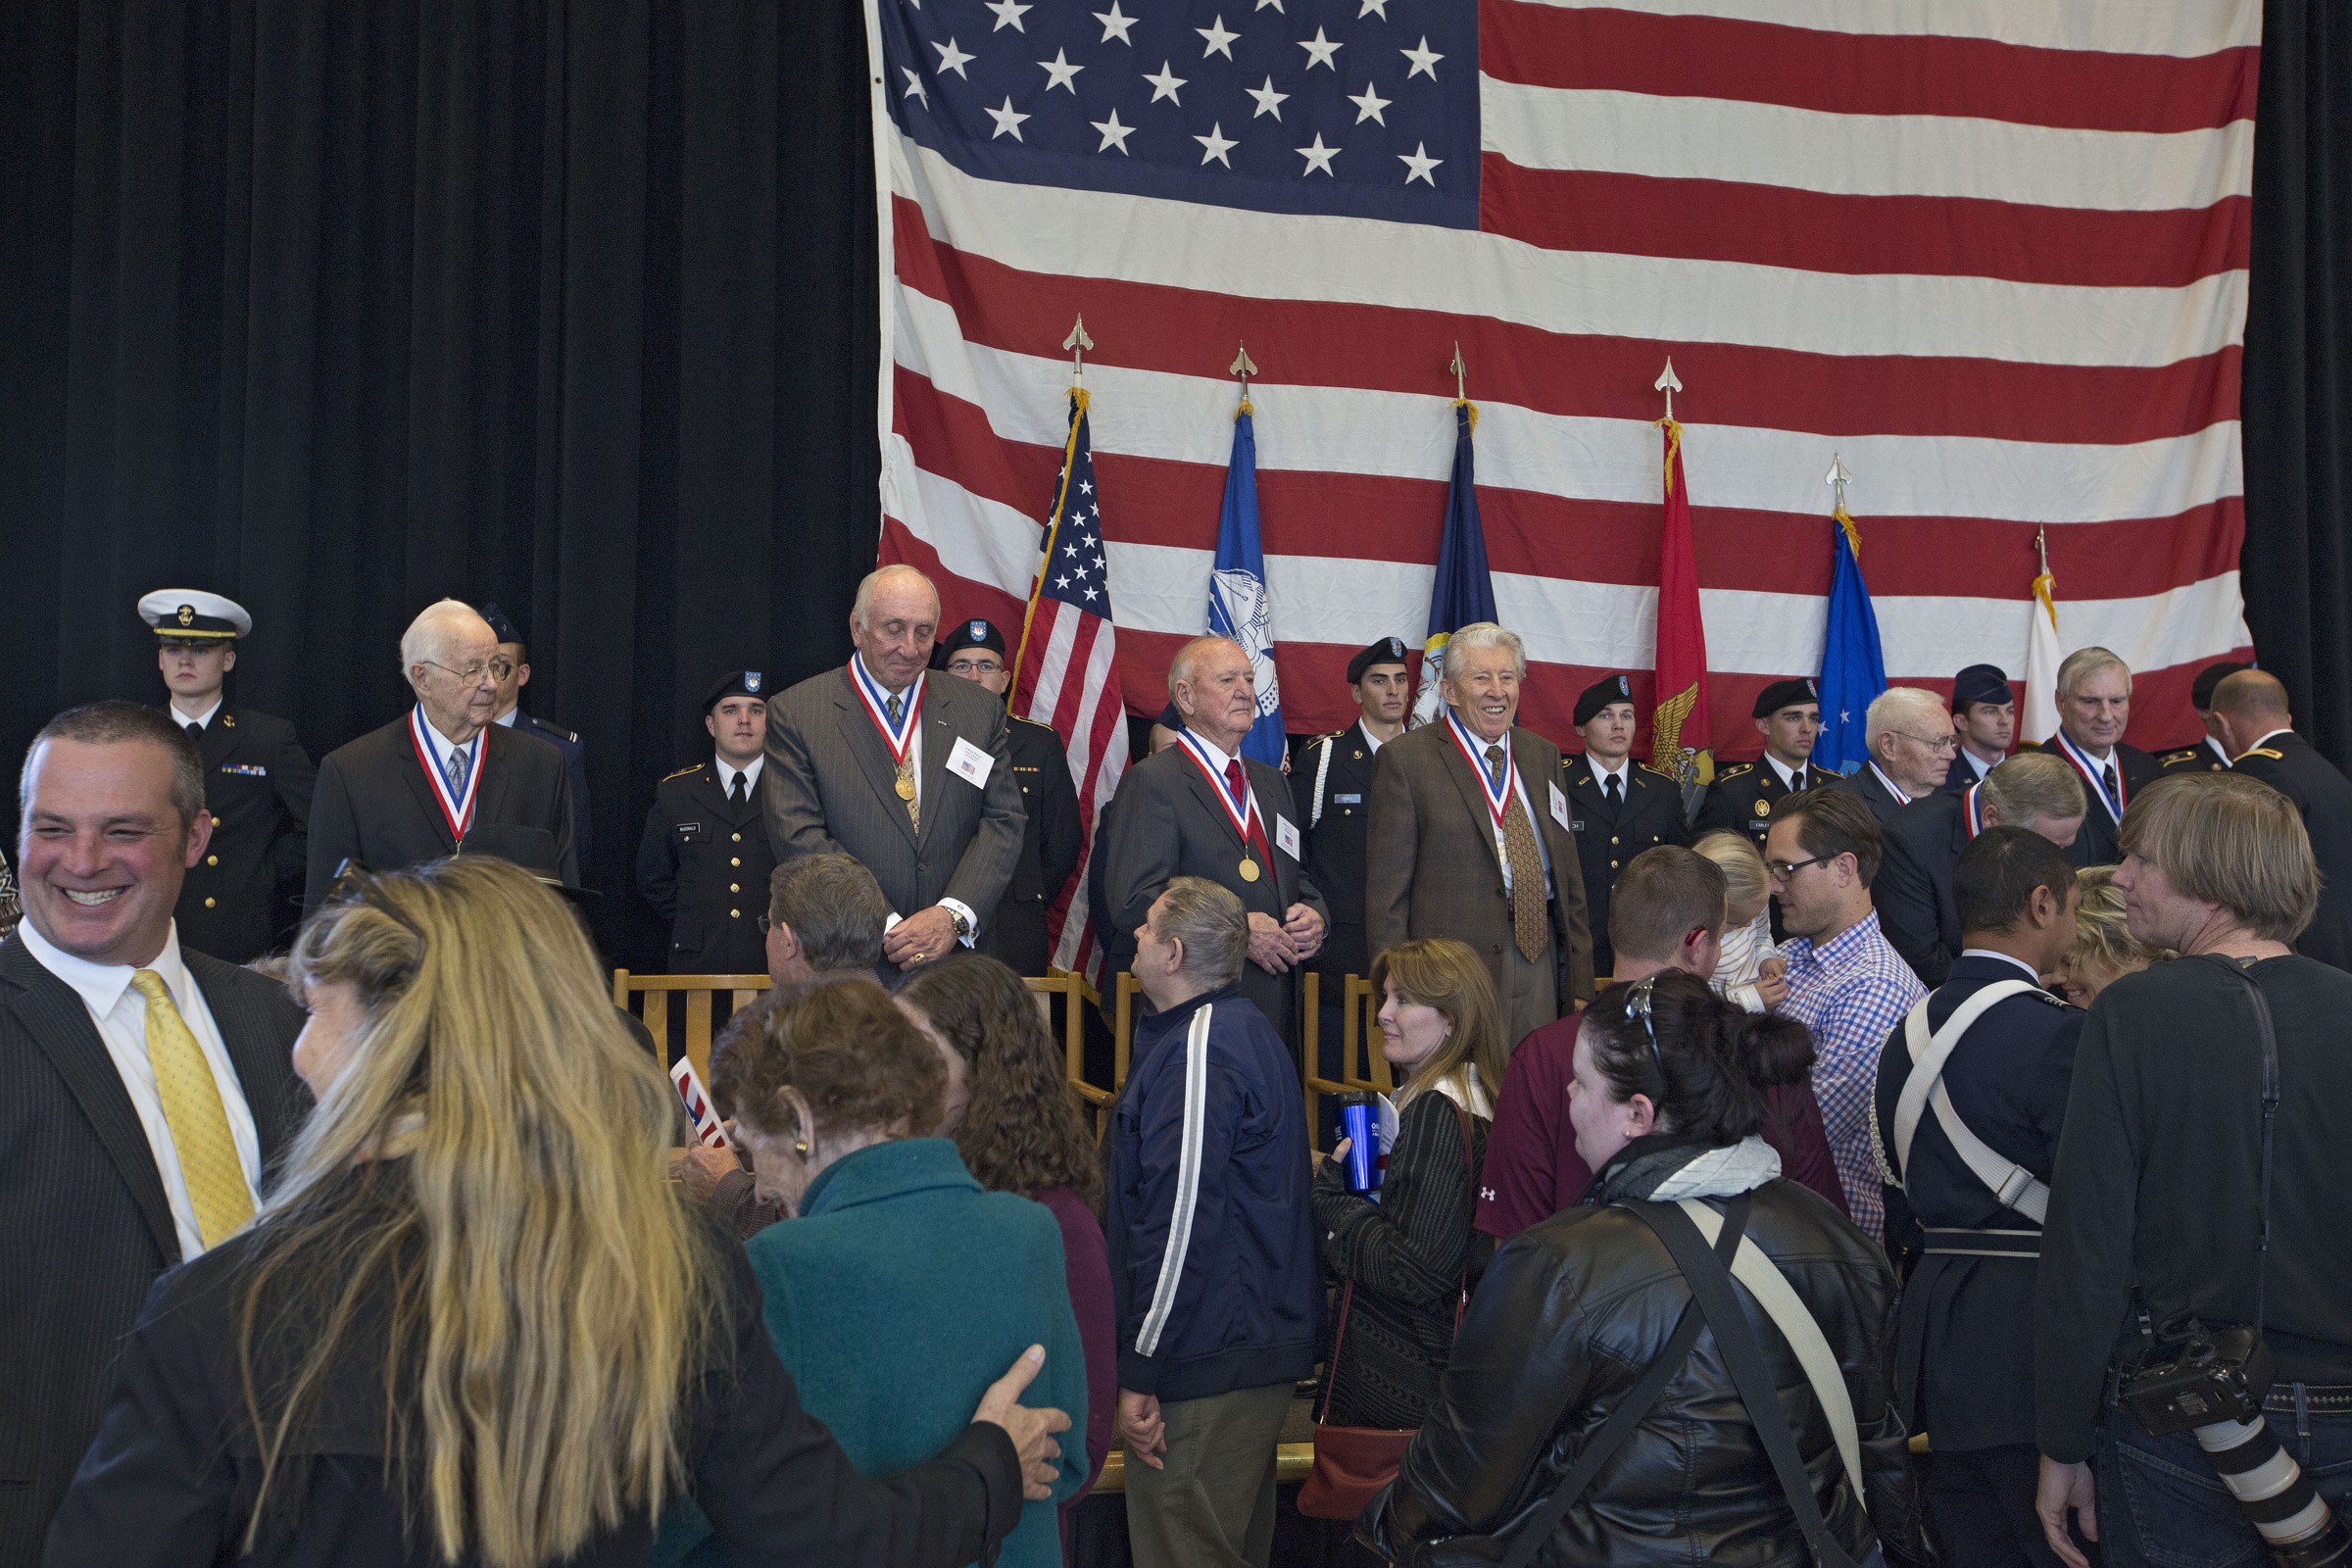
[1625,1196,1864,1568]
[1486,1200,1746,1568]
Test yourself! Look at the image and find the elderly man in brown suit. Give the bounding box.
[1366,622,1594,1049]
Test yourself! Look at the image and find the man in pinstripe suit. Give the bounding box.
[0,704,305,1561]
[760,565,1025,978]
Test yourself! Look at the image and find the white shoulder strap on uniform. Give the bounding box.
[1893,982,2049,1223]
[1676,1199,1865,1513]
[1308,735,1335,827]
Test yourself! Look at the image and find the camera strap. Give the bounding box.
[2206,956,2281,1332]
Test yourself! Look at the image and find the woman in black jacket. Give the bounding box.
[1367,970,1926,1567]
[1312,938,1503,1429]
[44,858,1067,1568]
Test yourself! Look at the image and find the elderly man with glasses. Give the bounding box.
[305,599,578,908]
[1766,786,1925,1243]
[1831,686,1959,826]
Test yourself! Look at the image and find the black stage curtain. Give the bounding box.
[0,0,880,961]
[2243,0,2352,768]
[3,0,2350,967]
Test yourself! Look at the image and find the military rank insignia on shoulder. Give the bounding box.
[1719,762,1754,780]
[662,762,706,782]
[2162,749,2197,764]
[1638,762,1678,780]
[2245,748,2285,760]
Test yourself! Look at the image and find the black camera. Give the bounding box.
[2122,1319,2352,1568]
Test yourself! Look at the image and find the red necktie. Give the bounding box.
[1224,759,1274,867]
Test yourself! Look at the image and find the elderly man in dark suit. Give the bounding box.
[760,564,1025,977]
[1365,621,1593,1048]
[1831,685,1955,825]
[2034,645,2161,866]
[2212,668,2352,971]
[0,703,305,1561]
[1873,753,2085,988]
[1102,636,1328,1053]
[305,599,577,907]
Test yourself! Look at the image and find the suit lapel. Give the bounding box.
[3,944,180,1262]
[399,726,460,854]
[1513,729,1569,864]
[1180,760,1250,856]
[1436,728,1505,873]
[474,727,511,828]
[832,671,918,846]
[1245,759,1295,906]
[915,703,956,852]
[186,954,305,1164]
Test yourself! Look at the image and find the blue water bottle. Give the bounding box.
[1339,1093,1379,1192]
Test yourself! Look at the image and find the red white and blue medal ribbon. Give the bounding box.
[1962,782,1984,840]
[1868,760,1913,807]
[1445,710,1516,828]
[849,659,923,769]
[409,708,482,843]
[2052,729,2125,821]
[1174,730,1263,849]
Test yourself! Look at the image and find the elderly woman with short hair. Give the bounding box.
[664,977,1090,1568]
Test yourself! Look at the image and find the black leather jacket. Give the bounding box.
[1369,1138,1926,1566]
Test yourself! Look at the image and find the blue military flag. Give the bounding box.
[1812,504,1888,775]
[1410,400,1499,727]
[1207,402,1288,766]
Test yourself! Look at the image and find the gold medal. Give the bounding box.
[1238,857,1260,882]
[895,776,916,801]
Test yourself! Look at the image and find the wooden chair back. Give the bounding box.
[611,970,771,1086]
[1025,971,1114,1136]
[1302,972,1394,1153]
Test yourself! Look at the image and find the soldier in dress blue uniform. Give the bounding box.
[139,589,317,963]
[635,670,780,976]
[931,618,1082,976]
[1944,663,2014,795]
[477,602,592,879]
[2158,659,2249,776]
[1694,677,1823,852]
[1560,673,1688,979]
[1291,637,1411,1079]
[1873,827,2083,1568]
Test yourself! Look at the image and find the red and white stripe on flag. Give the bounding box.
[870,0,2258,757]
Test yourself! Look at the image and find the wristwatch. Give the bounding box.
[949,906,974,941]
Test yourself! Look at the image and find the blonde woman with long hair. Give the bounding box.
[48,857,1067,1568]
[1308,938,1505,1433]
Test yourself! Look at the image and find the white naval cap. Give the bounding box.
[138,588,253,640]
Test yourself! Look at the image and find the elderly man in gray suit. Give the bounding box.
[760,564,1025,974]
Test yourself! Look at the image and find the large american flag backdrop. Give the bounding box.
[868,0,2258,756]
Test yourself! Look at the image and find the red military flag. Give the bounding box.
[1650,415,1713,788]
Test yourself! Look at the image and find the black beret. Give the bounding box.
[1752,678,1818,720]
[1348,636,1412,685]
[476,601,524,647]
[2191,660,2252,710]
[1574,673,1635,728]
[1951,663,2012,710]
[703,670,770,712]
[931,617,1007,665]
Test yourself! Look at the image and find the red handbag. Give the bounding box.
[1297,1096,1475,1522]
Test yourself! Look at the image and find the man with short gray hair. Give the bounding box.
[763,852,891,984]
[2210,668,2352,971]
[1108,877,1320,1568]
[1832,686,1956,825]
[2034,646,2159,866]
[1874,752,2089,987]
[305,599,576,906]
[760,564,1025,978]
[1366,620,1592,1046]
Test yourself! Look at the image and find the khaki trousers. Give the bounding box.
[1124,1382,1294,1568]
[1495,920,1559,1052]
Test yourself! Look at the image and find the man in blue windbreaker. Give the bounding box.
[1109,875,1321,1568]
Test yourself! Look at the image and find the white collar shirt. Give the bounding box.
[173,697,224,732]
[17,917,262,1260]
[1358,719,1390,755]
[1765,753,1808,792]
[716,756,765,798]
[1446,711,1554,895]
[1958,947,2046,986]
[413,706,480,787]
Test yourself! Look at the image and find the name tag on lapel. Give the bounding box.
[1549,781,1571,831]
[220,763,269,777]
[1275,814,1300,859]
[946,735,994,788]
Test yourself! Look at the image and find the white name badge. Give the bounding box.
[1275,814,1301,859]
[1549,781,1571,831]
[946,735,995,788]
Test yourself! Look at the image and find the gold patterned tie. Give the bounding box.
[127,970,255,1250]
[1485,745,1548,962]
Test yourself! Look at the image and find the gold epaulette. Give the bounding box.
[1717,762,1755,780]
[661,762,707,782]
[2161,749,2198,763]
[2242,748,2285,761]
[1638,761,1679,781]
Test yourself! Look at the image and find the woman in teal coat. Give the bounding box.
[661,978,1089,1568]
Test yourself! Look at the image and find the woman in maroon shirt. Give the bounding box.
[898,956,1115,1550]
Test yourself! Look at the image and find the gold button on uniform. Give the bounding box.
[730,857,740,866]
[729,908,740,918]
[206,855,219,866]
[1611,835,1620,845]
[729,883,740,894]
[204,897,217,907]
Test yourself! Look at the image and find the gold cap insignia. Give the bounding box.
[176,605,195,626]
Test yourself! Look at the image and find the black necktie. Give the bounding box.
[2102,762,2119,809]
[1790,767,1805,793]
[1604,774,1622,808]
[186,722,202,740]
[729,772,747,807]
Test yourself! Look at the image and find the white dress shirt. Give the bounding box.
[716,755,765,798]
[1446,712,1554,896]
[1764,753,1809,792]
[413,706,480,790]
[18,918,262,1260]
[1955,748,1998,786]
[1591,757,1632,797]
[1358,719,1390,755]
[171,696,225,732]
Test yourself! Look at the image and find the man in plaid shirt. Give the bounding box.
[1767,787,1925,1242]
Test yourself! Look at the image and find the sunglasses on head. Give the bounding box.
[1624,971,1668,1082]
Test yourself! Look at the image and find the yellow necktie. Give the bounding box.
[127,970,255,1250]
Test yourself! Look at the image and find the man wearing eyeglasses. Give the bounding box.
[477,602,592,878]
[931,619,1081,978]
[1831,687,1957,826]
[305,600,577,908]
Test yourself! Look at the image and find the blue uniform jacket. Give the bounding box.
[1108,984,1322,1402]
[1874,953,2082,1450]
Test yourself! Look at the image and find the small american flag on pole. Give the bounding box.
[1011,389,1127,980]
[669,1057,732,1151]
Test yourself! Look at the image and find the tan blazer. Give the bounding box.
[1365,718,1595,1013]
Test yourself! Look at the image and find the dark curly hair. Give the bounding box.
[1581,968,1814,1146]
[716,977,945,1144]
[895,954,1103,1212]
